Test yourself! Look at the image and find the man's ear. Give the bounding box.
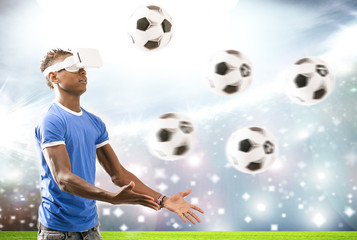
[48,72,59,84]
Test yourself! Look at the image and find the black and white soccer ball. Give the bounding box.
[226,126,277,174]
[205,50,253,96]
[285,57,335,105]
[147,113,197,161]
[127,5,174,51]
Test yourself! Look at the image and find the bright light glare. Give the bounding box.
[327,24,357,57]
[257,203,266,212]
[186,154,202,168]
[317,172,326,181]
[8,170,21,180]
[344,206,355,218]
[298,130,310,140]
[113,121,149,136]
[312,213,326,227]
[270,157,283,171]
[0,106,27,147]
[321,23,357,76]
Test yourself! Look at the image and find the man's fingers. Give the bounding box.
[132,193,160,210]
[188,210,201,223]
[178,213,187,223]
[134,192,155,201]
[138,200,160,211]
[115,188,160,210]
[128,197,160,210]
[191,205,205,214]
[185,214,196,225]
[178,210,202,224]
[182,212,196,224]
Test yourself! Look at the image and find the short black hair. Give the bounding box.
[40,48,72,89]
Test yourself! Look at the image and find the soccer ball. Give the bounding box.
[226,126,277,174]
[147,113,197,161]
[127,5,174,51]
[205,50,253,96]
[285,57,335,105]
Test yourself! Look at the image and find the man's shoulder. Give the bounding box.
[37,104,65,125]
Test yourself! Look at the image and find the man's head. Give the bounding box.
[41,48,103,90]
[41,49,89,97]
[40,49,73,89]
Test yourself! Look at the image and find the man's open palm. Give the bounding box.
[163,189,204,224]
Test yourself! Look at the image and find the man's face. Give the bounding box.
[51,54,88,95]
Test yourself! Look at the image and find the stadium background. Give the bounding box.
[0,0,356,231]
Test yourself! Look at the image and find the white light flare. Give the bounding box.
[298,130,310,140]
[270,157,283,171]
[321,23,357,77]
[0,107,26,147]
[312,213,326,227]
[323,24,357,59]
[257,203,266,212]
[186,154,202,168]
[344,206,355,218]
[242,192,250,201]
[271,224,278,231]
[244,216,252,223]
[317,172,326,181]
[113,121,148,136]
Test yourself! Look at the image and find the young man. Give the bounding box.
[35,49,204,239]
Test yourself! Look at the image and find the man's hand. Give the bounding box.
[162,189,204,224]
[111,181,160,211]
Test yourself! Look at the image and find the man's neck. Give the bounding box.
[56,95,81,113]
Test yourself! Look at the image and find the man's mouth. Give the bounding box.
[79,78,87,83]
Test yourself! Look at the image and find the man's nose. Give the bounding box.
[79,68,86,75]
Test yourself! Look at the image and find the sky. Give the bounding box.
[0,0,357,231]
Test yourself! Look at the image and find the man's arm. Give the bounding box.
[96,143,204,224]
[43,144,160,210]
[96,144,161,200]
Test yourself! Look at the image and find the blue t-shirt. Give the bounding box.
[35,102,109,232]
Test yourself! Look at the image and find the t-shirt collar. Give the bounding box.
[55,101,83,116]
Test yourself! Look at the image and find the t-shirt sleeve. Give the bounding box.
[95,117,109,149]
[36,114,66,150]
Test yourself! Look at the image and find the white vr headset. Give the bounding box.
[43,48,103,77]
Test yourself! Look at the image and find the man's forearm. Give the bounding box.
[57,172,115,203]
[112,169,161,201]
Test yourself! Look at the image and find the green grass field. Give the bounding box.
[1,231,357,240]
